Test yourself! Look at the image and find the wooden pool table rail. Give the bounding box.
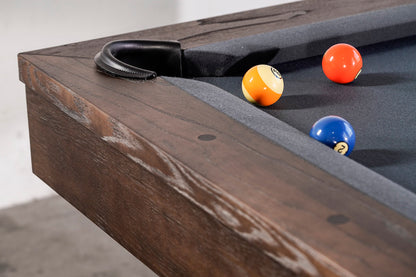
[19,0,416,276]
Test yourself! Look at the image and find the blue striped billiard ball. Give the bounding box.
[309,116,356,156]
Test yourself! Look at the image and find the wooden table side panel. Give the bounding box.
[21,53,357,276]
[26,87,342,277]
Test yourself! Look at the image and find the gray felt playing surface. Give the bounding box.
[194,36,416,194]
[163,5,416,221]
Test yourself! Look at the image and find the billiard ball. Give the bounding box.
[322,43,363,84]
[309,116,356,156]
[242,64,284,106]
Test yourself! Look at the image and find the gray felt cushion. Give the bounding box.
[163,75,416,222]
[183,3,416,77]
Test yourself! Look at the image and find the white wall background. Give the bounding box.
[0,0,296,209]
[177,0,295,21]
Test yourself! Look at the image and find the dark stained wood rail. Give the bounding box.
[26,0,415,57]
[19,0,416,276]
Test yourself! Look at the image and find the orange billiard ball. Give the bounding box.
[322,43,363,84]
[242,64,284,106]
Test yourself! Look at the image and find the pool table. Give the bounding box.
[18,0,416,276]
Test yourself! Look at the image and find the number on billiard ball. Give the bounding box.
[322,43,363,84]
[242,64,284,106]
[309,116,356,156]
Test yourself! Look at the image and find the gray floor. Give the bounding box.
[0,196,157,277]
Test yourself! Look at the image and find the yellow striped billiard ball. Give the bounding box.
[242,64,284,106]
